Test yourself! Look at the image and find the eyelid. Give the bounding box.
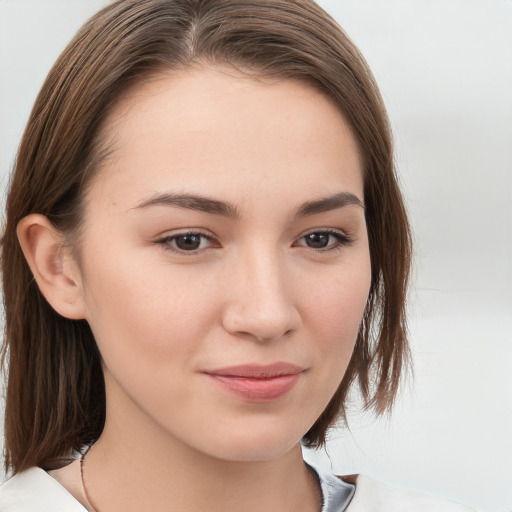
[155,227,213,239]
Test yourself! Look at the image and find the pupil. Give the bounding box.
[176,235,201,250]
[306,233,329,248]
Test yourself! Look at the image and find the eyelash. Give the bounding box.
[155,229,353,255]
[294,229,353,253]
[156,230,217,255]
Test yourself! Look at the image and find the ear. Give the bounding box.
[17,214,86,320]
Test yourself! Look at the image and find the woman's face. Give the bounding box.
[76,67,371,462]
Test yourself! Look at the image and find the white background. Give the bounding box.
[1,1,511,511]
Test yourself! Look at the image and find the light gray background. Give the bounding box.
[1,1,511,511]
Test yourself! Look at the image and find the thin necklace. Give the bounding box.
[80,446,101,512]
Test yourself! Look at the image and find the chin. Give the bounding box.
[200,424,306,463]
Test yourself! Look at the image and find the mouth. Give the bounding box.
[203,363,304,402]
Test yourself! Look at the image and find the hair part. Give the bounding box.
[1,0,411,474]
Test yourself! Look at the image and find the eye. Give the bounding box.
[157,231,217,253]
[295,230,352,251]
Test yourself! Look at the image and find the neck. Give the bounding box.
[81,391,321,512]
[84,435,320,512]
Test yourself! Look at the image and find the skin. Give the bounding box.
[20,66,371,512]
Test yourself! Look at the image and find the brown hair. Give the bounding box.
[1,0,411,474]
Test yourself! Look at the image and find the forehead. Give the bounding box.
[89,66,363,210]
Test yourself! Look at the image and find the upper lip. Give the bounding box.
[204,362,304,379]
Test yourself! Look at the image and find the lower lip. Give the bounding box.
[206,373,301,402]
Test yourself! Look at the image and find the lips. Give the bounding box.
[204,363,304,402]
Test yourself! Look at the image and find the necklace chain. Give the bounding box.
[80,446,101,512]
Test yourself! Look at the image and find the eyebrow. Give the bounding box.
[134,193,241,219]
[295,192,364,217]
[134,191,364,219]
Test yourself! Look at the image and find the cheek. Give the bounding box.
[305,258,371,334]
[282,256,371,432]
[301,256,371,376]
[80,250,219,368]
[80,262,220,424]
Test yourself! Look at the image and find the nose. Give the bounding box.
[221,247,301,342]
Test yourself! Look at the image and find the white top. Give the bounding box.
[0,463,477,512]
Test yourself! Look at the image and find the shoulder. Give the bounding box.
[345,474,478,512]
[0,467,87,512]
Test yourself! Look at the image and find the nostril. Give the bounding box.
[253,329,295,343]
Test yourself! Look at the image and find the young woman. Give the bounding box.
[0,1,475,510]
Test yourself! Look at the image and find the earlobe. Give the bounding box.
[17,214,86,320]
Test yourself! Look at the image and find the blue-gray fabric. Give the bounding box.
[307,463,355,511]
